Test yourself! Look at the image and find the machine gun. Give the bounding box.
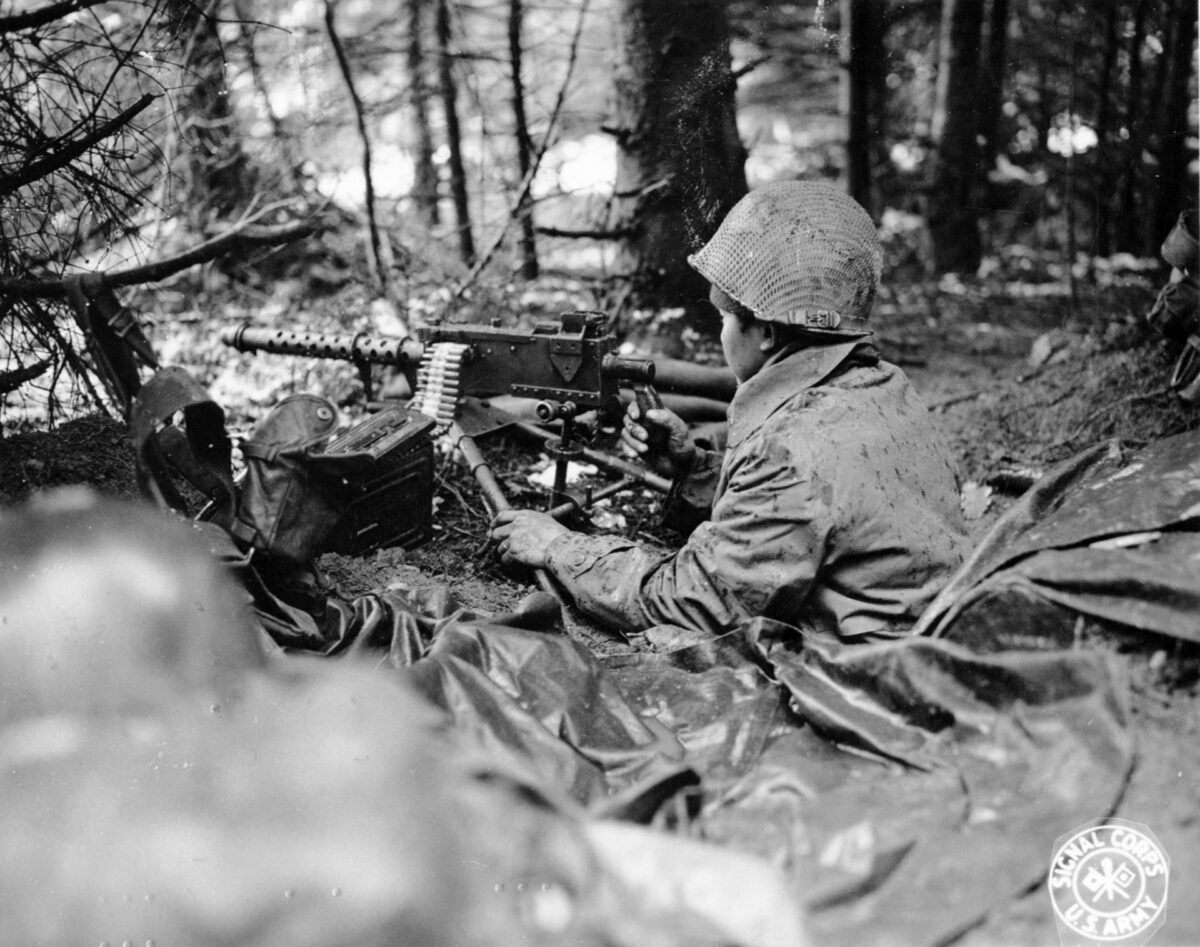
[221,311,665,521]
[222,310,653,421]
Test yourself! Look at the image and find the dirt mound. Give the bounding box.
[0,414,138,507]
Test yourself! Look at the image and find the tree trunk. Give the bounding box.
[1117,0,1148,254]
[324,0,387,294]
[234,1,301,193]
[864,1,889,192]
[928,0,983,275]
[841,0,875,214]
[508,0,538,280]
[609,0,746,312]
[407,0,440,228]
[1065,28,1079,311]
[1093,0,1120,257]
[436,0,475,265]
[1150,0,1197,249]
[169,0,249,219]
[978,0,1009,171]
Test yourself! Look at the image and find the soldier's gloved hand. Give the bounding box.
[489,509,569,568]
[621,401,696,479]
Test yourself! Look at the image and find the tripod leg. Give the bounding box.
[450,422,564,601]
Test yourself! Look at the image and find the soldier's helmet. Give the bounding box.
[689,181,882,338]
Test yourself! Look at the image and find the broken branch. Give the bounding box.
[0,0,106,35]
[0,93,157,199]
[0,357,54,395]
[536,225,635,240]
[0,217,318,300]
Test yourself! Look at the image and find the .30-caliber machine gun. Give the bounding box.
[222,310,653,416]
[222,311,667,540]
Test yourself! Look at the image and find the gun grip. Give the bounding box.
[634,385,668,452]
[635,384,663,414]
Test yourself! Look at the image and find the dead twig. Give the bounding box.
[0,214,318,300]
[436,471,487,522]
[323,0,388,295]
[1079,386,1173,431]
[0,93,156,200]
[0,357,53,395]
[928,390,984,411]
[0,0,106,34]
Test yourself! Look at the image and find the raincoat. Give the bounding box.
[544,341,969,641]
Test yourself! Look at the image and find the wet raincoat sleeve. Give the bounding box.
[545,433,829,636]
[661,447,725,535]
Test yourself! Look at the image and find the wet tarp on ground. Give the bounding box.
[914,427,1200,649]
[192,560,1135,946]
[7,428,1198,946]
[223,435,1200,944]
[2,498,768,947]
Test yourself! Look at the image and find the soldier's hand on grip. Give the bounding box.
[621,397,696,479]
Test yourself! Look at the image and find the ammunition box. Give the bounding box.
[325,407,436,556]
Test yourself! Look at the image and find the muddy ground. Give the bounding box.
[1,259,1198,945]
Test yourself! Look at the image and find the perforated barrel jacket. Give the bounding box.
[543,341,969,641]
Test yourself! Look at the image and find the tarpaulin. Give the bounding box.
[16,414,1200,945]
[725,621,1132,947]
[0,494,794,947]
[914,428,1200,647]
[212,427,1171,947]
[237,576,1132,947]
[1,665,760,947]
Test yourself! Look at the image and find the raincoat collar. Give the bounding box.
[726,340,868,449]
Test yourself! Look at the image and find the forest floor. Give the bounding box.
[1,248,1198,945]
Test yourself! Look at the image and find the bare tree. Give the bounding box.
[234,0,303,194]
[978,0,1010,173]
[608,0,746,311]
[0,3,315,421]
[407,0,440,228]
[437,0,475,265]
[0,3,172,420]
[841,0,887,215]
[1150,0,1198,247]
[928,0,983,275]
[1117,0,1149,254]
[1093,0,1121,257]
[166,0,251,219]
[508,0,538,280]
[324,0,388,294]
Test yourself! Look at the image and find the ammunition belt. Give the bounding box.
[413,341,469,432]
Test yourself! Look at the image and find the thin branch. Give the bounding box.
[536,225,634,240]
[323,0,386,293]
[0,216,318,299]
[445,0,591,307]
[31,297,110,416]
[0,93,157,199]
[928,390,983,411]
[731,54,770,81]
[0,0,106,35]
[508,0,537,279]
[0,357,53,394]
[72,2,164,147]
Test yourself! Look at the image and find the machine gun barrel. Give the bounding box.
[221,325,424,370]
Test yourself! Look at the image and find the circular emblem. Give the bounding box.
[1048,819,1169,945]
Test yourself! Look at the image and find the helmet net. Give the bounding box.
[688,181,882,337]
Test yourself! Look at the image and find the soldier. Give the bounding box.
[1146,207,1199,403]
[490,181,969,642]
